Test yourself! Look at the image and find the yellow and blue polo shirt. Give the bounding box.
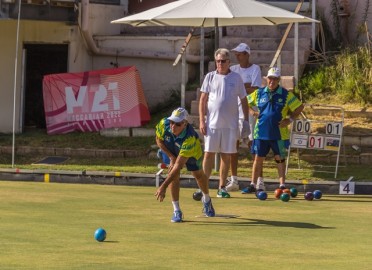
[155,118,203,171]
[248,86,303,140]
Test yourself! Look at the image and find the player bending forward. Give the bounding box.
[154,107,215,222]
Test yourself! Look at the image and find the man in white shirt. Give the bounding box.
[199,48,250,198]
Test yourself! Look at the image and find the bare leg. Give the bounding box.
[219,153,231,188]
[275,155,286,186]
[202,152,215,180]
[230,141,240,177]
[169,174,180,201]
[252,155,265,185]
[192,169,209,195]
[250,154,263,180]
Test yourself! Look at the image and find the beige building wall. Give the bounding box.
[0,2,206,133]
[0,20,85,133]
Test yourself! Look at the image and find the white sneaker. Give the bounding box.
[256,177,265,191]
[226,179,239,192]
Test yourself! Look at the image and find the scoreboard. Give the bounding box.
[291,120,343,152]
[286,104,345,179]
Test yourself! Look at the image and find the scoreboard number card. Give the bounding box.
[294,120,311,133]
[291,134,308,148]
[325,122,343,135]
[308,135,325,149]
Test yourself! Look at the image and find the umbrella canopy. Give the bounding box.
[111,0,318,26]
[111,0,319,108]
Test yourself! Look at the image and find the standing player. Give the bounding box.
[154,107,215,222]
[226,43,262,192]
[199,48,250,198]
[248,67,304,190]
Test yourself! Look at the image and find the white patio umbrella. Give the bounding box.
[111,0,318,107]
[111,0,317,27]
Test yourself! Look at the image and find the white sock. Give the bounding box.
[202,194,211,203]
[172,201,180,212]
[231,176,238,183]
[258,177,264,182]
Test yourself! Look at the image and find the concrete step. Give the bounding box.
[221,37,311,51]
[190,100,199,115]
[188,115,200,129]
[251,50,309,65]
[224,24,314,39]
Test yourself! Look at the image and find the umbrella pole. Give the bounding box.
[12,0,22,168]
[214,18,219,49]
[294,22,299,84]
[181,53,186,108]
[200,27,204,84]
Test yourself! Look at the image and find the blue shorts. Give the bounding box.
[251,139,290,159]
[158,150,201,171]
[158,150,171,165]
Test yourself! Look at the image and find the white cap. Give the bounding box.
[267,67,281,78]
[231,43,251,54]
[167,107,188,123]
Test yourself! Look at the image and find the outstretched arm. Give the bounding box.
[154,155,188,202]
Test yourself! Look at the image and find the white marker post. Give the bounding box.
[155,169,164,187]
[339,176,355,195]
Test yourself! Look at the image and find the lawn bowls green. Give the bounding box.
[255,189,264,198]
[290,187,298,198]
[274,188,283,199]
[94,228,106,242]
[304,192,314,201]
[257,191,268,200]
[313,190,323,199]
[193,190,203,201]
[280,192,290,202]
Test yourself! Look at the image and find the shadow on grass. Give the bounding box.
[189,218,335,229]
[321,196,372,203]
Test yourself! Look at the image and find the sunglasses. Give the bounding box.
[215,59,228,63]
[170,121,183,127]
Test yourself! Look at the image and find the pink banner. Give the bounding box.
[42,66,150,135]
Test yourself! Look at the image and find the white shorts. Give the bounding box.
[204,128,239,153]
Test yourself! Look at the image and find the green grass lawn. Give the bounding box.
[1,181,371,269]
